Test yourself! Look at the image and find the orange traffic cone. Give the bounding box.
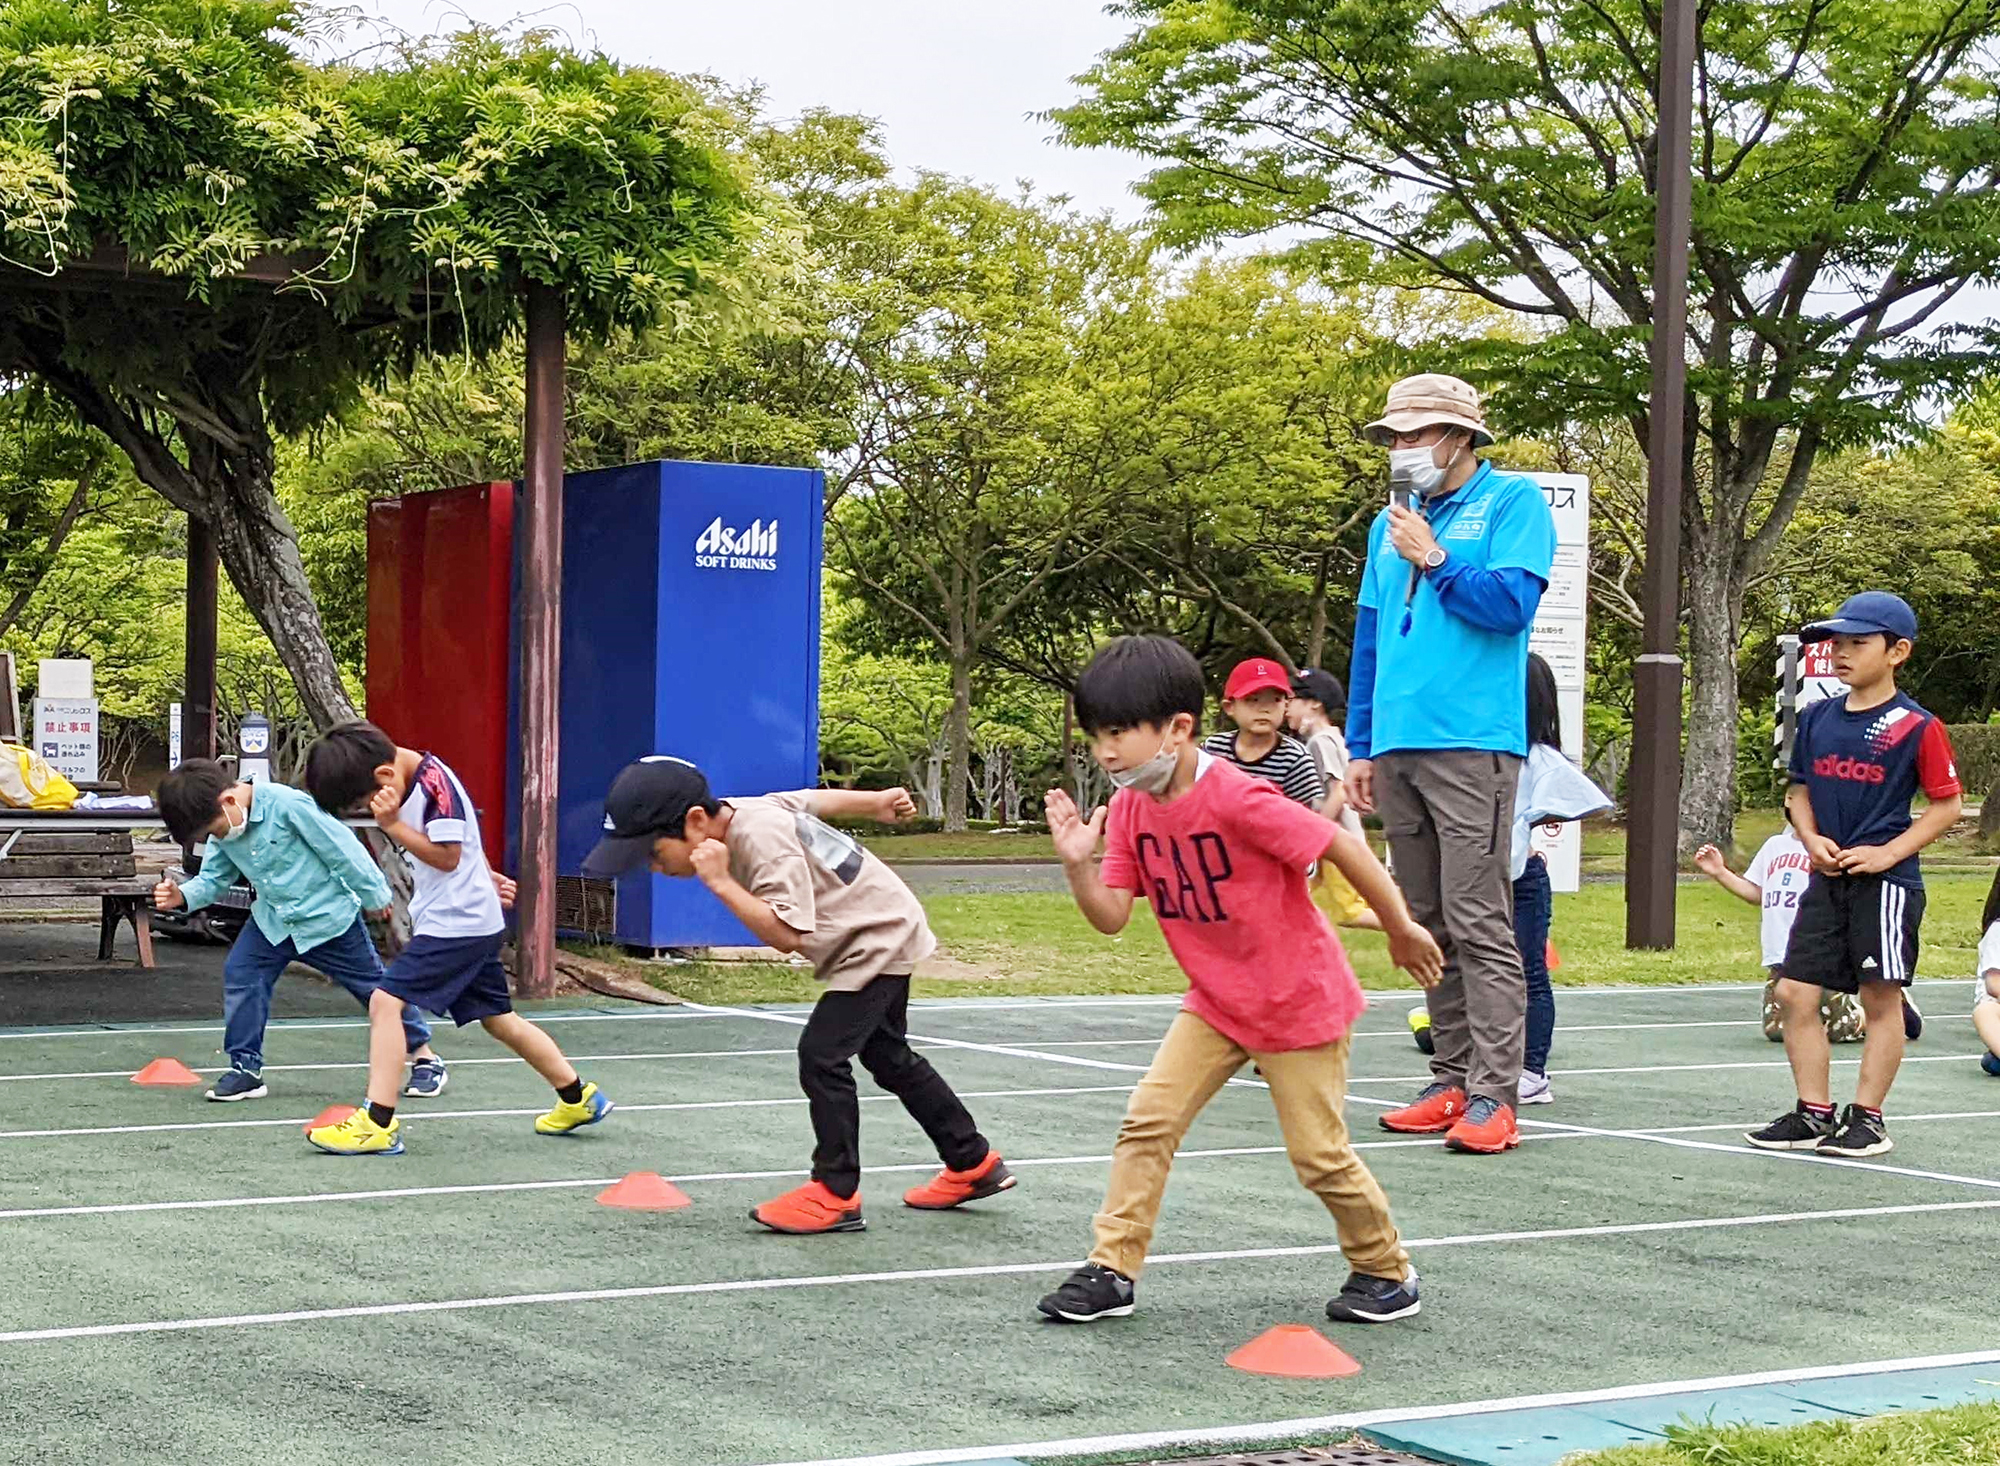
[1225,1325,1362,1379]
[596,1172,691,1210]
[1546,938,1562,971]
[303,1105,358,1135]
[130,1058,203,1086]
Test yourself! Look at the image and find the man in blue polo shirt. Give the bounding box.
[1345,374,1557,1155]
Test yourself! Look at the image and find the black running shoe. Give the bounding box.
[1817,1103,1893,1158]
[1036,1264,1135,1323]
[1745,1101,1835,1151]
[1902,993,1924,1042]
[1326,1268,1421,1324]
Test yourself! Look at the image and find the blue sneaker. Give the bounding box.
[205,1067,268,1103]
[1982,1052,2000,1077]
[1326,1267,1421,1323]
[403,1058,449,1098]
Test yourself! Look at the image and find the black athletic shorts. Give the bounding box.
[1781,872,1923,993]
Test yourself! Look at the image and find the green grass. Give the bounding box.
[1570,1402,2000,1465]
[573,870,1993,1004]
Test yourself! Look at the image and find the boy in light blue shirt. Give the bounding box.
[154,759,446,1103]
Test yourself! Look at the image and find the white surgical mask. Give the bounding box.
[1389,439,1463,499]
[1107,739,1180,795]
[217,805,249,842]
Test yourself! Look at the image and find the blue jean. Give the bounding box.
[222,917,431,1072]
[1515,854,1554,1075]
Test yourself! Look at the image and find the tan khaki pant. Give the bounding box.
[1089,1010,1410,1282]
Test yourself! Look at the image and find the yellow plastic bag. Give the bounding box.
[0,743,78,810]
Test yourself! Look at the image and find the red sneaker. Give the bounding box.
[903,1152,1017,1210]
[750,1180,865,1234]
[1444,1100,1520,1154]
[1378,1084,1467,1134]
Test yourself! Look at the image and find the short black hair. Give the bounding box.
[304,720,399,813]
[1074,635,1206,734]
[158,759,232,846]
[1526,652,1562,750]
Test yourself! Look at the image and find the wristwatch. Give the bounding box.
[1422,547,1448,574]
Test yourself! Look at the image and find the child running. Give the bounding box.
[1974,870,2000,1077]
[302,722,611,1155]
[1746,593,1960,1158]
[154,759,447,1102]
[1036,636,1442,1326]
[584,757,1013,1233]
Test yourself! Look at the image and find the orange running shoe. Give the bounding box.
[1377,1083,1467,1134]
[1444,1098,1519,1154]
[902,1152,1017,1210]
[750,1180,865,1234]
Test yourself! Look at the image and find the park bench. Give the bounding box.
[0,828,155,969]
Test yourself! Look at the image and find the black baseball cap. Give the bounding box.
[1291,667,1346,709]
[1802,591,1918,646]
[582,757,712,877]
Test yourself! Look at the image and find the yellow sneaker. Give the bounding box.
[307,1107,404,1156]
[535,1081,612,1135]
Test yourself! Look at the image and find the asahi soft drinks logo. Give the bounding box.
[694,517,779,571]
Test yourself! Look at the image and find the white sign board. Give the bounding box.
[1525,472,1591,894]
[169,702,181,768]
[34,697,99,783]
[37,659,92,699]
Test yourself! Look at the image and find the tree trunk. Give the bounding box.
[1305,551,1331,669]
[944,647,972,833]
[1679,544,1740,853]
[34,360,357,730]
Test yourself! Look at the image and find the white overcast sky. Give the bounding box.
[355,0,1152,219]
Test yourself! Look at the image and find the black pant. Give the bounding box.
[799,975,987,1198]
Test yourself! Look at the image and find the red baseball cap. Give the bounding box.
[1224,658,1292,701]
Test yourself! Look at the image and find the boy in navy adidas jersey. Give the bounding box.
[1747,593,1961,1160]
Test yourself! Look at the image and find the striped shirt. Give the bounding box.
[1201,730,1325,807]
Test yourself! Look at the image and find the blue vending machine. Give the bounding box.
[548,459,824,949]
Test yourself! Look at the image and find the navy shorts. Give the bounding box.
[380,931,513,1025]
[1782,873,1923,994]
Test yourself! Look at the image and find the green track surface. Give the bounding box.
[3,980,1997,1466]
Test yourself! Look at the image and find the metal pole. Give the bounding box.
[518,283,565,998]
[1777,634,1801,774]
[1625,0,1696,950]
[184,516,218,763]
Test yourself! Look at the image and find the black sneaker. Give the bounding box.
[205,1067,268,1103]
[1326,1268,1421,1324]
[1036,1264,1135,1323]
[1817,1104,1893,1158]
[1745,1101,1835,1150]
[1902,993,1924,1042]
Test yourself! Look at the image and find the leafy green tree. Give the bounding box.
[1057,0,2000,847]
[0,1,755,725]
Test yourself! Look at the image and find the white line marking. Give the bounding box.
[1344,1051,1986,1083]
[748,1346,2000,1466]
[12,1109,2000,1224]
[3,1194,1995,1346]
[0,1084,1137,1142]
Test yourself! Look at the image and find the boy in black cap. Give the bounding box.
[586,758,1014,1233]
[1747,592,1961,1159]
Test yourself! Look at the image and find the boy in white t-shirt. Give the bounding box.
[300,721,613,1155]
[1696,820,1916,1044]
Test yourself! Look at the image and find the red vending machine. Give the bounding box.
[364,483,515,867]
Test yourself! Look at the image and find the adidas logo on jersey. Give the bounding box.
[1812,753,1886,785]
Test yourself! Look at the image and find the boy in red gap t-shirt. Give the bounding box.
[1036,636,1443,1327]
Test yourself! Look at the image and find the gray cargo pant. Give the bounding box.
[1375,749,1526,1110]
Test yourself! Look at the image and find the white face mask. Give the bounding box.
[1389,438,1464,499]
[1107,738,1181,795]
[217,804,249,842]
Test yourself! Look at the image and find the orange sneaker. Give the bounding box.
[1378,1084,1467,1134]
[903,1152,1017,1210]
[1444,1098,1520,1154]
[750,1180,865,1234]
